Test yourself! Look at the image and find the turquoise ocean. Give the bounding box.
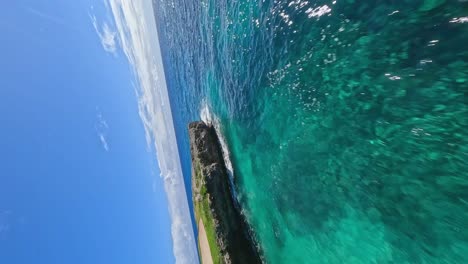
[153,0,468,263]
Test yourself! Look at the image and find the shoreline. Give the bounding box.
[188,121,262,264]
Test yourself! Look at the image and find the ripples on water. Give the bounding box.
[154,0,468,263]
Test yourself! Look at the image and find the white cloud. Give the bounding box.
[90,14,117,54]
[96,111,110,152]
[92,1,198,263]
[99,133,110,151]
[24,6,81,32]
[0,210,11,236]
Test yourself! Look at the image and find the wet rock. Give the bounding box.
[189,121,262,264]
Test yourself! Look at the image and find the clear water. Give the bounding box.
[153,0,468,263]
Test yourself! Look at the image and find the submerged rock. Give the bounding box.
[419,0,445,11]
[189,121,262,264]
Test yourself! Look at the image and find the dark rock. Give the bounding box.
[189,121,262,264]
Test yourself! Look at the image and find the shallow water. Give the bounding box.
[154,0,468,263]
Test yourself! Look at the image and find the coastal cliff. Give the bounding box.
[188,121,261,264]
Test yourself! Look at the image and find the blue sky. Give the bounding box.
[0,1,196,263]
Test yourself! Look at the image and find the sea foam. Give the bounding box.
[200,101,239,202]
[200,102,234,178]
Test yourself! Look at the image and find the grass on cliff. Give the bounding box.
[194,163,223,264]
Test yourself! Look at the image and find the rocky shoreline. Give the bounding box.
[188,121,261,264]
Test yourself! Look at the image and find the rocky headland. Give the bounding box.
[188,121,261,264]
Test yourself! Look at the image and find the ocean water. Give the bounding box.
[153,0,468,263]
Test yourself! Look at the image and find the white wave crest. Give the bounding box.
[200,101,235,184]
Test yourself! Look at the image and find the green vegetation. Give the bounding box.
[193,162,223,264]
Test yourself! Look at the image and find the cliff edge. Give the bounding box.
[188,121,261,264]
